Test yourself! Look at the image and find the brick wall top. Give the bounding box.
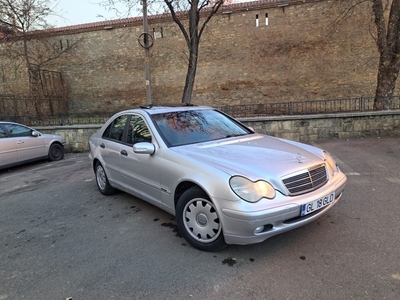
[1,0,319,38]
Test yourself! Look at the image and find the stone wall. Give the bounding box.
[37,111,400,153]
[1,0,397,113]
[38,125,100,153]
[243,111,400,142]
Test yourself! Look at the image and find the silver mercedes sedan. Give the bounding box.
[89,106,347,251]
[0,121,66,170]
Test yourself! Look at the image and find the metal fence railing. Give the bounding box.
[1,95,400,126]
[0,94,68,117]
[216,96,400,118]
[1,112,114,127]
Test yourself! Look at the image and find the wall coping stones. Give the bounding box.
[35,110,400,131]
[239,110,400,122]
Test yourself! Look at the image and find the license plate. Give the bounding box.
[301,192,335,216]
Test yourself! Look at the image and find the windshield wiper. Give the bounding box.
[225,133,248,138]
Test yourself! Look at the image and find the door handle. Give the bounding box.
[120,149,128,156]
[17,141,24,144]
[100,143,105,148]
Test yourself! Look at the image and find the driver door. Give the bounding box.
[119,114,162,206]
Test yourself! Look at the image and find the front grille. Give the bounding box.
[282,164,327,195]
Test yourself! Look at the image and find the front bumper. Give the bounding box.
[217,172,347,245]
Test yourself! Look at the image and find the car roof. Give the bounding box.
[0,121,27,126]
[119,105,213,116]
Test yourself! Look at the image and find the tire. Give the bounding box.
[176,186,226,252]
[48,143,64,161]
[95,162,116,195]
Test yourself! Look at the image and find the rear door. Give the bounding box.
[99,115,128,185]
[0,125,18,167]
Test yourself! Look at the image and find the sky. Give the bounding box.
[49,0,138,27]
[48,0,249,27]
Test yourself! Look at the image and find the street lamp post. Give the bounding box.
[142,0,152,105]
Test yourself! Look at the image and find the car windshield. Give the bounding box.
[151,109,252,147]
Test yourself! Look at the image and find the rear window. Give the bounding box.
[102,115,128,142]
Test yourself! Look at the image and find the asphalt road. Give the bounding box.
[1,137,399,300]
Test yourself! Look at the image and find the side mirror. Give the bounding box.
[133,142,156,155]
[32,131,40,137]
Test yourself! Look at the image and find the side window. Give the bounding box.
[127,115,152,145]
[0,126,7,138]
[3,124,32,137]
[102,115,128,142]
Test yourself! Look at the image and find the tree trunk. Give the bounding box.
[181,43,199,104]
[372,0,400,110]
[374,59,399,110]
[163,0,223,105]
[181,1,200,104]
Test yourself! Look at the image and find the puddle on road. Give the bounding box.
[222,257,236,267]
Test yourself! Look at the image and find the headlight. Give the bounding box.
[324,151,339,174]
[229,176,276,203]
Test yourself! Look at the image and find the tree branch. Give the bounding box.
[199,0,223,39]
[164,0,191,49]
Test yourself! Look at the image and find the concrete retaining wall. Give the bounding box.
[243,111,400,142]
[37,111,400,153]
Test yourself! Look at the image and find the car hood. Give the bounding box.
[172,134,325,181]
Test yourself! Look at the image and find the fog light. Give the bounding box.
[265,224,273,230]
[254,226,265,234]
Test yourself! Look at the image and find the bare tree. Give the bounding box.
[334,0,400,109]
[0,0,81,114]
[100,0,224,104]
[0,0,52,77]
[371,0,400,109]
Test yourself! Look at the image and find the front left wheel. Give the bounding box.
[176,186,226,252]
